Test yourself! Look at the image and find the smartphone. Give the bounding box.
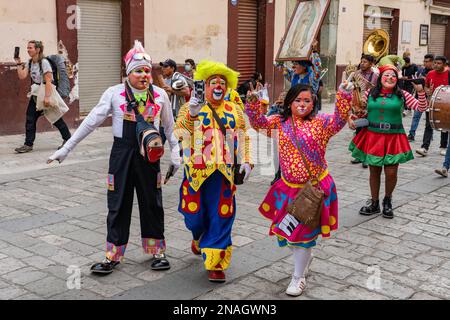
[14,47,20,59]
[164,164,175,185]
[405,78,424,85]
[194,80,205,105]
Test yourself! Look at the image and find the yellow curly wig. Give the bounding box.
[194,60,240,90]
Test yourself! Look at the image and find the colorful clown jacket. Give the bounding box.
[175,100,252,192]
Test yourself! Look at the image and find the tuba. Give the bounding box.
[343,28,391,114]
[364,29,390,63]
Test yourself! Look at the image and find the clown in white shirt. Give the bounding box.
[48,41,181,274]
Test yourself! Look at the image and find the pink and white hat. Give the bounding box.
[124,40,152,75]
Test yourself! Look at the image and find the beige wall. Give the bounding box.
[274,0,288,58]
[0,0,58,62]
[144,0,228,65]
[336,0,430,65]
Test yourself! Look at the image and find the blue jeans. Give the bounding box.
[444,140,450,170]
[408,110,423,137]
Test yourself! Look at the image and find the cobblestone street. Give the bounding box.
[0,102,449,300]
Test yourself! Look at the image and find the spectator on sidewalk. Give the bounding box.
[400,56,419,95]
[407,54,434,141]
[183,58,196,79]
[435,142,450,178]
[416,56,450,157]
[159,58,191,119]
[14,40,71,153]
[237,72,263,103]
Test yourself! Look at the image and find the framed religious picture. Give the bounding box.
[276,0,331,61]
[419,24,429,46]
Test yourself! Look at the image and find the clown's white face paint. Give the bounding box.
[291,90,314,119]
[381,70,398,90]
[206,76,227,106]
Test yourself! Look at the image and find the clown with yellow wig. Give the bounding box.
[175,60,253,282]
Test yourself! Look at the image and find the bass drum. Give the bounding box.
[430,85,450,131]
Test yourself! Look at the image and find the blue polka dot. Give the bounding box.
[223,189,232,198]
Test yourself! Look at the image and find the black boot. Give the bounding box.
[359,199,380,216]
[382,196,394,219]
[90,258,120,275]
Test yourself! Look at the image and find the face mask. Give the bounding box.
[184,64,192,72]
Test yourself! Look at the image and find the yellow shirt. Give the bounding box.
[175,100,252,191]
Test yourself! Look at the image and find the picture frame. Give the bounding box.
[276,0,331,61]
[419,24,429,46]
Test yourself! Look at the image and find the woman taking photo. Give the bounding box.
[349,64,427,219]
[245,82,352,297]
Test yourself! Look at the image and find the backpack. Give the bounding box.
[29,55,70,98]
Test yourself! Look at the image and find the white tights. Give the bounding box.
[290,247,312,278]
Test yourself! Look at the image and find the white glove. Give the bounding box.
[339,81,354,92]
[188,97,202,117]
[239,163,252,182]
[47,146,70,164]
[170,147,181,175]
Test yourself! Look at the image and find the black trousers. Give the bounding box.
[421,111,449,150]
[106,138,164,248]
[25,97,71,146]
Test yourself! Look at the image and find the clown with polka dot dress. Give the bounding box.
[245,81,353,297]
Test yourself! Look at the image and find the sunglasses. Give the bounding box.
[132,68,152,75]
[133,52,151,62]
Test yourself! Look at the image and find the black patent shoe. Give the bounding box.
[151,253,171,270]
[90,258,120,274]
[382,197,394,219]
[359,199,380,216]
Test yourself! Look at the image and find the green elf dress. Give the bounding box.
[349,88,428,166]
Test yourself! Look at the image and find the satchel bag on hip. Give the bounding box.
[125,82,164,163]
[286,117,325,230]
[207,103,246,185]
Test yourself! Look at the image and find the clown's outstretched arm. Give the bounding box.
[47,88,113,163]
[244,95,280,138]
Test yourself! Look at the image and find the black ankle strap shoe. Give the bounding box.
[359,199,381,216]
[382,197,394,219]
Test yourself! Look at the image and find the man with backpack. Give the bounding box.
[14,40,71,153]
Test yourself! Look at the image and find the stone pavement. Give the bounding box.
[0,103,449,300]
